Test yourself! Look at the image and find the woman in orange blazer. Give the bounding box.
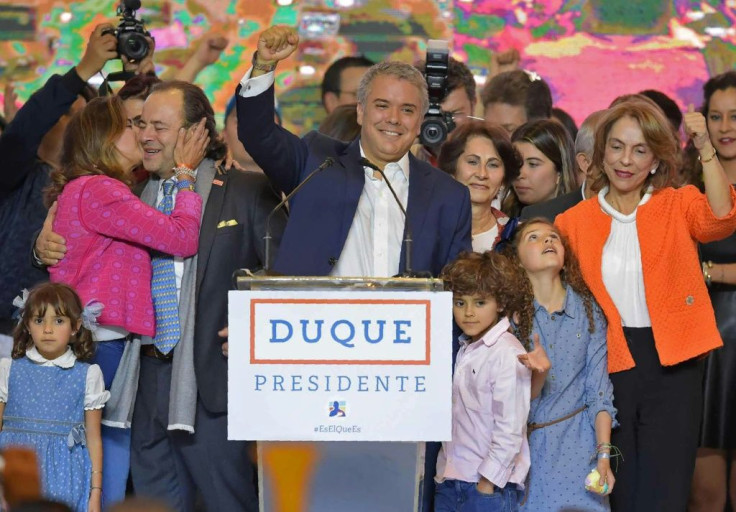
[556,99,736,512]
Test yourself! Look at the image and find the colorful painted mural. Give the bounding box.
[0,0,734,133]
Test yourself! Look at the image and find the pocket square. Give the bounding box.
[217,219,238,228]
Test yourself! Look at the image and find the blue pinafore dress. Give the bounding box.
[0,357,91,511]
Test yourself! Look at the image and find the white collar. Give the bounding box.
[459,316,512,348]
[26,346,77,368]
[598,185,653,223]
[358,142,410,182]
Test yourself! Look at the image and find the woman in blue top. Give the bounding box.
[509,217,617,511]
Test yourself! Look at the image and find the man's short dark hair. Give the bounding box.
[118,74,162,102]
[414,57,477,111]
[151,80,227,161]
[321,56,375,106]
[639,89,683,133]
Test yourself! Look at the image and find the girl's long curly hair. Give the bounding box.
[12,283,95,361]
[440,250,534,346]
[506,218,598,335]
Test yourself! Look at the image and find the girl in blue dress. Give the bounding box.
[1,283,109,512]
[509,218,617,511]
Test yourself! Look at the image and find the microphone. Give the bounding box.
[263,156,335,273]
[358,157,414,276]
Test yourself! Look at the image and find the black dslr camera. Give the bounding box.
[102,0,151,62]
[419,40,455,149]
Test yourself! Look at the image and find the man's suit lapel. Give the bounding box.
[336,139,366,246]
[195,161,224,291]
[400,154,434,272]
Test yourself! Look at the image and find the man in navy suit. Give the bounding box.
[236,25,471,278]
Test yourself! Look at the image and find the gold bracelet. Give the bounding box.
[698,147,718,163]
[703,261,713,286]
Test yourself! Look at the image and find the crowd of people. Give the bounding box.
[0,18,735,512]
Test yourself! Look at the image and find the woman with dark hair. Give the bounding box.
[43,95,208,507]
[438,121,519,251]
[505,119,577,217]
[690,70,736,512]
[556,99,736,511]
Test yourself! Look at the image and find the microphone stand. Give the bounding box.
[358,157,414,276]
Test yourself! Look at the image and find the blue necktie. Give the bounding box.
[151,180,180,354]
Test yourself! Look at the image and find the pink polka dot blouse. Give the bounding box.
[49,175,202,336]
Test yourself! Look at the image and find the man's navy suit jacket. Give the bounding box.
[236,85,472,277]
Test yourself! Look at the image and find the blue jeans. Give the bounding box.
[93,339,131,508]
[434,479,520,512]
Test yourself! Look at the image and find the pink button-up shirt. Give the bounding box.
[436,316,532,488]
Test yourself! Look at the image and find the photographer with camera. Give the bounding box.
[412,47,477,166]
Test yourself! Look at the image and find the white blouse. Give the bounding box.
[471,225,499,253]
[0,347,110,410]
[599,186,653,328]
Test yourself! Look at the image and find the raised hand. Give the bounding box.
[683,103,711,151]
[256,26,299,64]
[194,35,229,67]
[76,23,119,81]
[36,202,67,266]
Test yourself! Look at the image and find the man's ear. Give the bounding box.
[323,92,339,114]
[575,152,590,176]
[356,102,364,127]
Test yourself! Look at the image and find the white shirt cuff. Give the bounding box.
[239,67,275,98]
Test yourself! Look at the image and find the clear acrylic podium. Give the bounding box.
[234,275,446,512]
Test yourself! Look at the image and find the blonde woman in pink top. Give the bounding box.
[42,94,208,507]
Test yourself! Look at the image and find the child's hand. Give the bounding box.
[596,457,615,495]
[517,334,551,373]
[88,488,102,512]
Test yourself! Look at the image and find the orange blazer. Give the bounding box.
[556,185,736,373]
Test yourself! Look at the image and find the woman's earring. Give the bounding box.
[650,166,657,175]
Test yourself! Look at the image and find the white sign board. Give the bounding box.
[228,290,452,441]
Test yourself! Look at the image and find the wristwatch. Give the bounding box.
[252,51,277,73]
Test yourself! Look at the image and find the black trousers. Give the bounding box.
[609,327,704,512]
[130,356,258,512]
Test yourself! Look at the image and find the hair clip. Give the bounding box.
[523,69,541,82]
[81,300,104,331]
[11,289,29,324]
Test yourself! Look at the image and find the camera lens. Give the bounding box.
[420,118,447,147]
[118,32,149,61]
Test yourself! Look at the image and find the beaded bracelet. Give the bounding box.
[174,167,196,178]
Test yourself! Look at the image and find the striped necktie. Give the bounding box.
[151,180,180,354]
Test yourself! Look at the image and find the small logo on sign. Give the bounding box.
[328,400,347,418]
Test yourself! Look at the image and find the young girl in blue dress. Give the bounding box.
[509,218,617,512]
[1,283,109,512]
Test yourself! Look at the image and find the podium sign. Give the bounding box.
[228,289,452,442]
